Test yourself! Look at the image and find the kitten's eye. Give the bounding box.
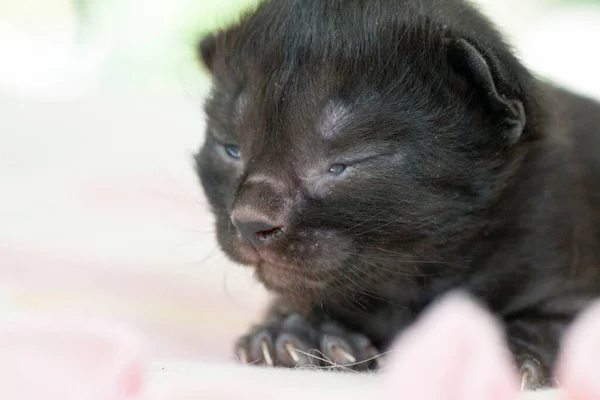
[224,144,241,159]
[328,164,346,175]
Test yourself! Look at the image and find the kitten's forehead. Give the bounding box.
[234,92,249,123]
[319,102,350,140]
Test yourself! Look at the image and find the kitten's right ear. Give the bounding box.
[197,32,218,72]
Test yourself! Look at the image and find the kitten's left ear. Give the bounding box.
[197,32,218,73]
[444,38,526,146]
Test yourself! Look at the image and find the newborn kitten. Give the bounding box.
[194,0,600,389]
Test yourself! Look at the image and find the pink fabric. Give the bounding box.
[0,315,144,400]
[0,244,266,361]
[1,292,599,400]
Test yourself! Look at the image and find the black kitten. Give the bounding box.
[194,0,600,389]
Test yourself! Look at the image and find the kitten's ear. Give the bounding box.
[444,38,526,146]
[197,32,218,73]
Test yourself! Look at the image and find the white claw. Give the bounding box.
[237,348,249,364]
[261,339,274,366]
[332,345,356,364]
[284,342,300,363]
[520,370,530,392]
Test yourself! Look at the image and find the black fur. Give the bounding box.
[195,0,600,387]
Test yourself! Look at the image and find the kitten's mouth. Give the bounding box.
[255,261,325,291]
[235,241,263,265]
[234,241,325,290]
[234,238,288,266]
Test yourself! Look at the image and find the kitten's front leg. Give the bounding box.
[235,299,382,371]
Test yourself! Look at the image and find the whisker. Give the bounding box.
[292,348,392,372]
[291,349,360,373]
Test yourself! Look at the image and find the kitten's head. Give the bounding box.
[195,0,540,304]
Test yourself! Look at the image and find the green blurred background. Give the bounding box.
[0,0,260,94]
[70,0,262,89]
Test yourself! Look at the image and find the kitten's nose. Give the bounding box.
[231,214,284,247]
[231,174,288,247]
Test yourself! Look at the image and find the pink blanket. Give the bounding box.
[1,292,598,400]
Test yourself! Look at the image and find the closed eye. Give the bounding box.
[224,144,241,159]
[207,128,241,160]
[327,152,400,172]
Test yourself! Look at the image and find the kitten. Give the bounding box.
[194,0,600,389]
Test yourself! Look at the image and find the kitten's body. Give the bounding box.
[195,0,600,387]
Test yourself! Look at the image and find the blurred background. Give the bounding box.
[1,0,599,361]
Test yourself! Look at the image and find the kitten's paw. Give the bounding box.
[234,313,381,371]
[518,356,554,391]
